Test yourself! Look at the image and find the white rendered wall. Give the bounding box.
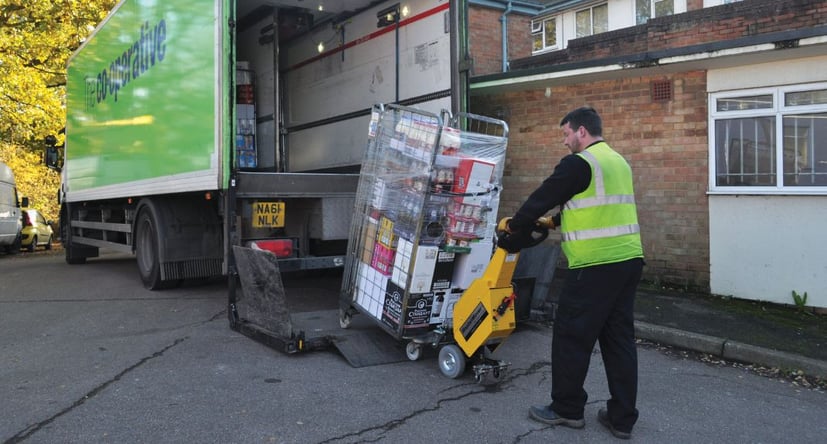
[709,195,827,308]
[707,56,827,308]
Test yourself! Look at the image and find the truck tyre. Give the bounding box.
[63,217,86,264]
[136,209,164,290]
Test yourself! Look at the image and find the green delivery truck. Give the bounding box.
[47,0,469,289]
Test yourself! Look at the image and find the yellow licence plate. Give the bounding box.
[252,201,285,228]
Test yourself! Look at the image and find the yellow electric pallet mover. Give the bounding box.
[404,217,553,384]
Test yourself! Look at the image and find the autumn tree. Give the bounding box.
[0,0,117,221]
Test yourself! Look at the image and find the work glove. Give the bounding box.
[496,229,534,253]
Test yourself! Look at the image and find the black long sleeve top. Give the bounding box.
[508,153,592,233]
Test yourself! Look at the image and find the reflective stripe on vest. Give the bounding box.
[561,223,640,242]
[560,143,643,268]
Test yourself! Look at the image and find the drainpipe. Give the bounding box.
[500,0,513,72]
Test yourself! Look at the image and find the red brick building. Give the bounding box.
[467,0,827,307]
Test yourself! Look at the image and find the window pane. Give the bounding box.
[531,20,542,33]
[575,9,590,38]
[783,114,827,186]
[593,4,609,34]
[716,94,773,112]
[714,117,776,186]
[636,0,651,24]
[544,18,557,47]
[655,0,674,18]
[785,89,827,106]
[0,184,13,206]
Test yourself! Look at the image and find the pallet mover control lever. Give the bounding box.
[452,217,553,358]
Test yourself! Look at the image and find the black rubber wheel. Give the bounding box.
[136,210,163,290]
[45,235,52,250]
[62,215,86,265]
[27,234,36,252]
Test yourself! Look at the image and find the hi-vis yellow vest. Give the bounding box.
[560,142,643,268]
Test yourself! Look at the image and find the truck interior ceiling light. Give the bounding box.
[376,4,400,28]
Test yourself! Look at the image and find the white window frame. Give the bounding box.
[709,82,827,195]
[575,3,608,39]
[531,15,561,54]
[703,0,742,6]
[636,0,676,24]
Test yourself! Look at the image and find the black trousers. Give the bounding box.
[550,258,643,433]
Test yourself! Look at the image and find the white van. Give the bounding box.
[0,161,23,254]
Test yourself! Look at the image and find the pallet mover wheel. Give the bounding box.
[438,344,466,379]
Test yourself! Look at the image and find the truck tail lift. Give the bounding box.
[228,217,554,385]
[228,245,333,354]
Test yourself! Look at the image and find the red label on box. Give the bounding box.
[371,242,395,276]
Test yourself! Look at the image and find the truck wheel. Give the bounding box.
[438,344,466,379]
[136,210,163,290]
[62,208,87,264]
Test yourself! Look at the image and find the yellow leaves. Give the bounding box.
[0,0,118,144]
[0,0,117,220]
[0,142,60,221]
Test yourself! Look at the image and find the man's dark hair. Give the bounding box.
[560,107,602,136]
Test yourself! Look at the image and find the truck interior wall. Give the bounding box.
[237,13,278,171]
[279,0,453,173]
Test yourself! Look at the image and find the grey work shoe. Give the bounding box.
[528,405,585,429]
[597,408,632,440]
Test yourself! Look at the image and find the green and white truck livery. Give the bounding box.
[49,0,469,289]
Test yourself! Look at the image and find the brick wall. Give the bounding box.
[469,6,534,76]
[471,72,711,290]
[512,0,827,70]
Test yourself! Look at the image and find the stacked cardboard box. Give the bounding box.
[236,64,257,169]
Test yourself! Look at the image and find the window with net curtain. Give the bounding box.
[711,87,827,189]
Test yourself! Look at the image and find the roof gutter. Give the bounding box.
[469,0,543,15]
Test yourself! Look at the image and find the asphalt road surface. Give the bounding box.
[1,251,825,443]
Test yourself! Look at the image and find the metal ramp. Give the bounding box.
[229,245,407,366]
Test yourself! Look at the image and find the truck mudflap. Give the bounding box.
[228,245,410,366]
[228,245,333,353]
